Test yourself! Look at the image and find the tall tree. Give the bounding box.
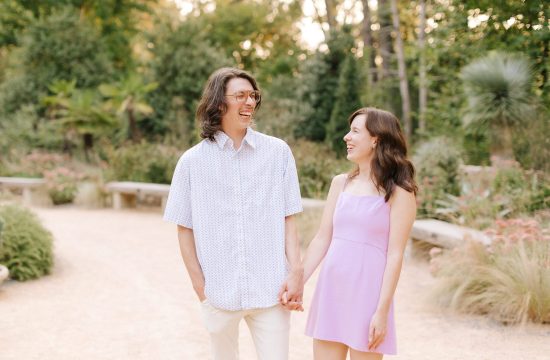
[327,54,362,154]
[418,0,427,132]
[377,0,393,80]
[0,7,113,116]
[390,0,412,139]
[324,0,338,32]
[147,18,233,139]
[296,27,355,142]
[361,0,376,86]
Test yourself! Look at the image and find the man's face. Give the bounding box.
[221,77,257,132]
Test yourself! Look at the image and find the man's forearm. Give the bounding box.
[177,225,205,299]
[285,216,303,275]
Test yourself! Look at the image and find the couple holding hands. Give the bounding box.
[164,67,417,360]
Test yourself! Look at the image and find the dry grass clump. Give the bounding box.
[430,218,550,324]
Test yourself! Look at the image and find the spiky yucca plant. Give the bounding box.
[461,52,535,160]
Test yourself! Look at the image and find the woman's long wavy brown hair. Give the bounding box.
[196,67,261,141]
[348,107,417,201]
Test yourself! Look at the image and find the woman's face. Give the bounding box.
[343,114,377,163]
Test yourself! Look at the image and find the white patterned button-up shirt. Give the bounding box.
[164,128,303,311]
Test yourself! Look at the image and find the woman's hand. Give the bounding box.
[368,311,387,351]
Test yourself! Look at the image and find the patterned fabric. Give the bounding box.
[164,128,303,311]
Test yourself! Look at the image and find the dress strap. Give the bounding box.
[341,174,351,193]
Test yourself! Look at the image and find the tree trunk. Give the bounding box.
[390,0,412,139]
[127,107,141,143]
[377,0,393,80]
[82,133,93,162]
[418,0,427,132]
[490,124,515,163]
[361,0,377,85]
[324,0,337,32]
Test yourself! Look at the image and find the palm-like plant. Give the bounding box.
[99,74,158,142]
[43,84,116,160]
[461,52,535,161]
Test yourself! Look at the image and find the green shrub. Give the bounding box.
[430,218,550,324]
[291,140,349,199]
[414,137,463,218]
[435,164,549,229]
[104,142,181,184]
[0,205,54,281]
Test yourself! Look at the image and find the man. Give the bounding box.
[163,67,304,360]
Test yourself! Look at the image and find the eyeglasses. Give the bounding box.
[225,90,261,103]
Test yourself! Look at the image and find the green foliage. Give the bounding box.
[295,28,356,142]
[434,164,549,229]
[146,18,233,138]
[461,52,535,137]
[0,1,33,47]
[104,142,181,184]
[291,140,349,199]
[327,54,362,154]
[512,110,550,172]
[430,218,550,324]
[197,0,305,82]
[0,205,54,281]
[42,84,117,158]
[0,105,65,156]
[414,137,463,218]
[0,7,114,115]
[423,0,549,145]
[0,0,151,66]
[99,73,158,142]
[462,128,491,166]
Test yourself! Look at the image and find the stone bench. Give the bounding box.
[411,219,491,248]
[0,177,46,205]
[105,181,170,210]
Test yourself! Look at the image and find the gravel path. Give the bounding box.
[1,206,548,359]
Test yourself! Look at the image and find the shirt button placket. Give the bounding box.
[235,151,248,309]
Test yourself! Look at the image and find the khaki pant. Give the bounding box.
[200,300,290,360]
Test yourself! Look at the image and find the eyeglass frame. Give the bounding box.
[224,90,261,103]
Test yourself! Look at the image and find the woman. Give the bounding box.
[303,107,417,359]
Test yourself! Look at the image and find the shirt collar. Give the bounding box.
[214,127,256,150]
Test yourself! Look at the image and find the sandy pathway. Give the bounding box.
[0,206,548,359]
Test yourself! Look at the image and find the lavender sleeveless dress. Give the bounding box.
[305,192,397,354]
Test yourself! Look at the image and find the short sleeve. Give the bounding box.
[283,145,303,216]
[163,154,193,228]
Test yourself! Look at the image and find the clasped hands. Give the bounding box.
[277,270,304,311]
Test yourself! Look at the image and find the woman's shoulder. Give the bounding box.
[389,185,416,205]
[331,173,348,187]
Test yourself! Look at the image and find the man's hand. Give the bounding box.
[193,281,206,302]
[277,270,304,311]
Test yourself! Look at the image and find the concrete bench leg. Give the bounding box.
[113,192,122,210]
[22,188,33,206]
